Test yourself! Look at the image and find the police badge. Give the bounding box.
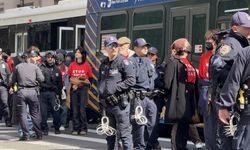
[219,44,232,56]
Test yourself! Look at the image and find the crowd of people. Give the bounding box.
[0,11,250,150]
[97,11,250,150]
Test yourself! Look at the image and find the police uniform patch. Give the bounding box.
[123,59,130,66]
[219,45,232,56]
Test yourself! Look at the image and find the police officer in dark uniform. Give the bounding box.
[209,11,250,149]
[98,36,135,150]
[0,48,11,127]
[146,47,165,150]
[218,46,250,149]
[129,38,157,150]
[40,51,62,135]
[11,51,44,141]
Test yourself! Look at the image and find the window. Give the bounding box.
[172,16,186,42]
[75,25,85,49]
[133,28,163,56]
[15,32,27,54]
[191,14,206,55]
[218,0,249,17]
[101,14,126,30]
[58,27,74,50]
[100,13,127,51]
[134,10,163,26]
[132,8,164,60]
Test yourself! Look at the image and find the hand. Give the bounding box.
[83,79,90,85]
[9,88,14,95]
[218,108,230,125]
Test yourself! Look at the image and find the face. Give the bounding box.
[105,43,119,58]
[66,56,72,62]
[148,53,158,65]
[46,55,54,65]
[135,45,148,57]
[234,26,250,37]
[171,49,176,56]
[205,37,216,50]
[119,43,130,52]
[75,50,82,59]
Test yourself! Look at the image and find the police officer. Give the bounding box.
[218,46,250,149]
[11,51,44,141]
[146,47,165,150]
[0,48,11,127]
[40,51,62,135]
[130,38,157,150]
[209,12,250,149]
[98,36,135,150]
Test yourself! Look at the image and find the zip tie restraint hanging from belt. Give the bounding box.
[54,95,61,111]
[131,106,148,125]
[224,112,240,137]
[96,110,116,136]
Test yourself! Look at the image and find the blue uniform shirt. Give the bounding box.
[219,46,250,108]
[98,55,136,98]
[209,30,249,102]
[129,54,157,91]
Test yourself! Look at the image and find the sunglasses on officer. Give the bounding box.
[107,43,118,49]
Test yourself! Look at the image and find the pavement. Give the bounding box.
[0,120,205,150]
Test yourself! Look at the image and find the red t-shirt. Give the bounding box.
[181,58,196,84]
[6,56,14,73]
[68,62,93,79]
[198,50,213,79]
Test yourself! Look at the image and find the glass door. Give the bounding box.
[58,27,74,50]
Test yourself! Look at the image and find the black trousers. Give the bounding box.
[40,91,61,131]
[71,86,88,131]
[171,84,195,150]
[16,89,42,137]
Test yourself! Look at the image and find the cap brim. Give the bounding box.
[106,42,118,46]
[241,23,250,28]
[138,43,150,47]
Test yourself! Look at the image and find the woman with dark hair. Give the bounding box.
[164,38,198,150]
[66,47,93,135]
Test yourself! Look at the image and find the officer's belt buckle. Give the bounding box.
[135,91,141,97]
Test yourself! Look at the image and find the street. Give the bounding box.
[0,121,201,150]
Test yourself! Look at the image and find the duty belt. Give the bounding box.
[131,89,152,100]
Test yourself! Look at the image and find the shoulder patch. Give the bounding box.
[219,45,232,56]
[123,59,130,66]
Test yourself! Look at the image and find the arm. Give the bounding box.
[116,59,136,92]
[164,59,175,91]
[36,66,45,83]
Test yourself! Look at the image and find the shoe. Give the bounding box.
[5,121,12,127]
[151,144,161,150]
[78,130,87,135]
[36,134,43,140]
[19,136,29,141]
[43,131,48,136]
[195,142,204,149]
[59,126,65,131]
[72,131,78,135]
[55,129,60,134]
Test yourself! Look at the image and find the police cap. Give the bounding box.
[148,47,158,55]
[45,50,55,57]
[30,50,38,57]
[134,38,150,47]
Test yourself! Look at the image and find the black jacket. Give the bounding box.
[164,56,198,122]
[39,62,62,94]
